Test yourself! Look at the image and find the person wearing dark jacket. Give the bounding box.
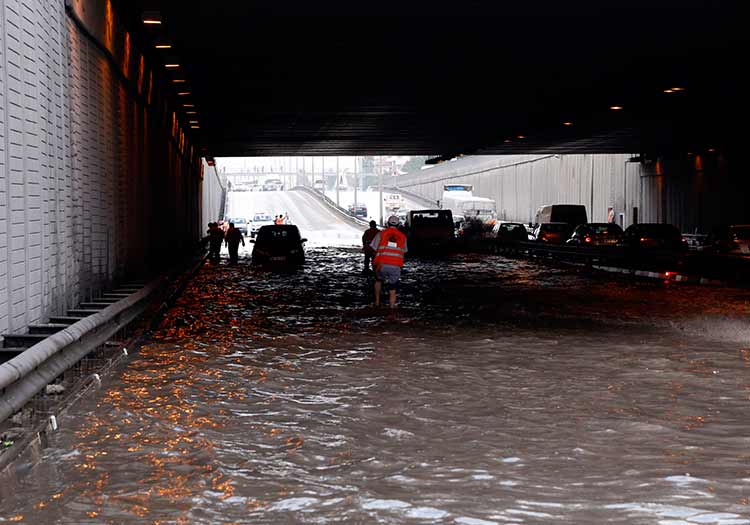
[225,222,245,264]
[208,222,224,262]
[361,220,379,273]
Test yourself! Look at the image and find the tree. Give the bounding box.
[400,156,430,174]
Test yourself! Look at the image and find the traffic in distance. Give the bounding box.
[219,182,749,283]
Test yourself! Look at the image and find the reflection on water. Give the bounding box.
[2,249,750,524]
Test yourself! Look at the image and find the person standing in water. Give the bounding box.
[370,215,408,308]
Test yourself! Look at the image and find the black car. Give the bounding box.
[348,204,368,219]
[567,223,623,246]
[494,222,529,243]
[531,222,573,244]
[621,223,685,252]
[250,225,307,266]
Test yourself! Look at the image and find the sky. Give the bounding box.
[216,156,412,174]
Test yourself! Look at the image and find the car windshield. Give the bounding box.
[633,225,680,238]
[254,214,272,222]
[732,226,750,240]
[257,227,301,243]
[588,224,621,234]
[542,223,570,233]
[230,218,246,224]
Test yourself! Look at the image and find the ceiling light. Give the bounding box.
[503,139,512,143]
[707,148,716,152]
[177,92,190,96]
[610,106,624,111]
[663,89,674,93]
[189,120,199,124]
[562,121,573,126]
[516,135,525,139]
[165,64,180,68]
[142,11,162,24]
[155,44,172,49]
[182,104,195,107]
[185,111,197,114]
[670,87,685,92]
[191,125,200,129]
[172,79,186,83]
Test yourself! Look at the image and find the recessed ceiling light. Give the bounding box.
[563,121,573,126]
[663,89,674,93]
[670,87,685,92]
[516,135,525,139]
[182,104,194,108]
[191,125,200,129]
[177,92,190,96]
[504,139,512,143]
[189,120,199,124]
[142,11,162,24]
[172,79,186,83]
[185,111,197,115]
[610,106,624,111]
[155,44,172,49]
[165,64,180,68]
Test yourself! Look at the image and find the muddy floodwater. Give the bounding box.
[2,249,750,524]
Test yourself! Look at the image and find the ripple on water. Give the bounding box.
[2,248,750,523]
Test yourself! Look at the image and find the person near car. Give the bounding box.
[361,220,379,273]
[225,222,245,265]
[275,215,284,225]
[208,222,224,263]
[370,215,408,308]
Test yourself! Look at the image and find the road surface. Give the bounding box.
[324,188,426,225]
[226,189,363,247]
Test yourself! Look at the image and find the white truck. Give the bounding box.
[439,184,496,221]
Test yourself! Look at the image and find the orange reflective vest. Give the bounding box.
[373,227,406,268]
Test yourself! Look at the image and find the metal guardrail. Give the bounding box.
[0,278,164,424]
[293,186,369,228]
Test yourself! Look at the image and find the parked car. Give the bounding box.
[566,223,623,246]
[705,224,750,256]
[348,203,368,219]
[534,204,587,229]
[250,225,307,266]
[494,222,529,243]
[250,212,275,237]
[621,223,686,252]
[531,222,573,244]
[228,217,249,235]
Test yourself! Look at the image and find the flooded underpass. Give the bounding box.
[2,249,750,524]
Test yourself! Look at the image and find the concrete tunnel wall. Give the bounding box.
[395,152,749,233]
[0,0,220,336]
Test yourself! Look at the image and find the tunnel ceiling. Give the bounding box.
[114,0,750,157]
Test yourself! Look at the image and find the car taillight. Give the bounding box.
[584,236,592,243]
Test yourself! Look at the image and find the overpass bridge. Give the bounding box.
[1,1,750,522]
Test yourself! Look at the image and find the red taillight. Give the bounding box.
[584,236,592,243]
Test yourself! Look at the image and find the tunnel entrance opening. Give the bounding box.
[217,156,432,249]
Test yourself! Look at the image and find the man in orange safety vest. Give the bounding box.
[369,215,408,308]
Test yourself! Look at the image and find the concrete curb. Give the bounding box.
[590,264,728,286]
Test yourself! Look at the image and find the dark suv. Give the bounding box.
[621,223,685,252]
[251,225,307,266]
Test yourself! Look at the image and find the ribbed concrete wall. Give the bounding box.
[395,152,749,233]
[0,0,211,336]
